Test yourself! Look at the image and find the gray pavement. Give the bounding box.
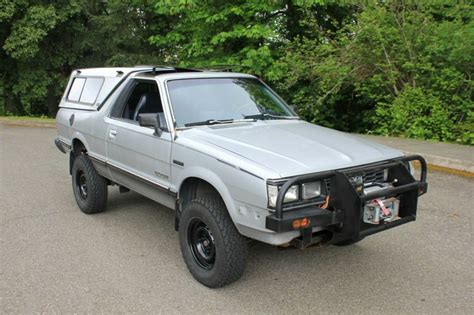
[1,123,473,314]
[359,134,474,173]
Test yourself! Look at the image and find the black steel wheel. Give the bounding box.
[187,218,216,270]
[71,154,108,214]
[179,195,248,288]
[76,170,88,200]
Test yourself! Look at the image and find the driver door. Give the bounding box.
[104,79,174,208]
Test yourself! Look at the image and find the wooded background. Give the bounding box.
[1,1,472,144]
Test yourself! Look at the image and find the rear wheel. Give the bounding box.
[179,196,248,288]
[71,154,108,214]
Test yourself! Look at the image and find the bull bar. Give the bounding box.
[265,155,428,248]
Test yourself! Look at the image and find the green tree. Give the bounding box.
[151,1,285,73]
[1,0,471,144]
[1,0,104,116]
[271,1,473,144]
[0,0,170,116]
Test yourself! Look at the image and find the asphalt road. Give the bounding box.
[1,123,473,314]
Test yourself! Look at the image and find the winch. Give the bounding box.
[363,196,400,224]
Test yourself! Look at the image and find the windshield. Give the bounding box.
[166,78,296,127]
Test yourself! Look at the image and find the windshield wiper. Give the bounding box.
[184,118,257,127]
[185,119,234,127]
[243,113,299,120]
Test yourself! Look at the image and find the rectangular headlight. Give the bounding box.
[284,185,299,203]
[267,184,299,207]
[267,185,278,208]
[302,181,321,200]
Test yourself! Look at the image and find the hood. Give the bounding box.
[181,120,403,178]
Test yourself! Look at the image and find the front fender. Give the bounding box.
[175,166,238,222]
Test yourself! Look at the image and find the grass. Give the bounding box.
[0,115,55,123]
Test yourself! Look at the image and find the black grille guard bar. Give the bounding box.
[273,155,428,220]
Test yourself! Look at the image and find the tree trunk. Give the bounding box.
[47,84,59,117]
[285,0,304,40]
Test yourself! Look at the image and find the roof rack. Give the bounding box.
[153,65,203,74]
[132,65,203,74]
[134,64,247,74]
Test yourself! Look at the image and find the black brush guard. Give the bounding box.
[265,155,428,248]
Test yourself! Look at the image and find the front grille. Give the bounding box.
[324,178,331,193]
[363,169,385,183]
[325,168,386,193]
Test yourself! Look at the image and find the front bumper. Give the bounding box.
[265,155,427,248]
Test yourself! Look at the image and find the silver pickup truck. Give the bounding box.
[55,66,428,287]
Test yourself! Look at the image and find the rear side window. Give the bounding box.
[67,78,86,102]
[67,77,104,104]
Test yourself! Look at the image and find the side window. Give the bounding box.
[67,77,104,104]
[80,78,103,104]
[67,78,86,102]
[111,80,163,122]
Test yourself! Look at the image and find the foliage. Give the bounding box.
[270,1,473,144]
[151,1,285,73]
[1,0,472,144]
[0,0,169,116]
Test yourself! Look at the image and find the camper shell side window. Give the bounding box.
[67,76,104,105]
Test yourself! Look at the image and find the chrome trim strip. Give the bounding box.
[108,162,172,193]
[216,159,264,180]
[87,154,177,197]
[87,153,106,165]
[171,142,264,181]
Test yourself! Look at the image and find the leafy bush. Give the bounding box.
[266,1,473,144]
[1,1,472,144]
[375,87,453,141]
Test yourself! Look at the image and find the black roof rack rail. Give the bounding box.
[130,65,202,74]
[133,64,247,73]
[133,65,204,74]
[152,65,203,74]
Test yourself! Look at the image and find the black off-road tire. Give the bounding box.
[71,154,108,214]
[179,196,248,288]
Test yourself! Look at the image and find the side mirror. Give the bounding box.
[138,113,162,137]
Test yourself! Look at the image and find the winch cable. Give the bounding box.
[321,195,330,209]
[374,198,391,216]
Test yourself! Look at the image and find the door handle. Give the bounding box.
[109,129,117,138]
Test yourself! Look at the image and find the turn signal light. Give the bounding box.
[292,218,310,229]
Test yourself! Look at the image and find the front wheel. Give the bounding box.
[71,154,108,214]
[179,196,248,288]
